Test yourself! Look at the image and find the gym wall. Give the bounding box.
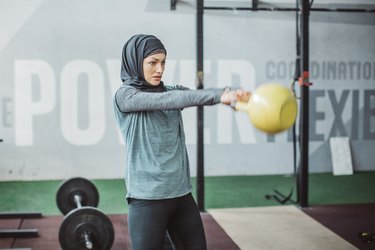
[0,0,374,180]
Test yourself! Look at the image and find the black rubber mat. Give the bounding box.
[1,213,239,249]
[302,203,375,250]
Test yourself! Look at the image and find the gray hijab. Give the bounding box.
[120,34,167,92]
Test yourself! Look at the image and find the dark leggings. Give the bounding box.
[127,193,207,250]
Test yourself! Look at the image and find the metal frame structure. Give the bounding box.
[196,0,205,211]
[171,0,374,211]
[171,0,375,12]
[203,6,375,12]
[297,0,310,208]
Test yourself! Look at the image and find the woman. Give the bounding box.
[113,34,250,250]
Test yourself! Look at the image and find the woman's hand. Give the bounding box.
[221,88,251,105]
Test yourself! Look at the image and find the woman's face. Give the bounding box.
[143,53,166,86]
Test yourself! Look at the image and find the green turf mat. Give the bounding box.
[0,172,374,215]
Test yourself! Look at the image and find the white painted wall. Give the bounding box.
[0,0,374,180]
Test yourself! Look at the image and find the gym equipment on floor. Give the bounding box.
[56,177,114,250]
[0,139,41,240]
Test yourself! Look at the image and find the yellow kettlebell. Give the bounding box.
[235,83,298,134]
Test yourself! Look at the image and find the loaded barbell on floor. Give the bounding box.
[56,177,114,250]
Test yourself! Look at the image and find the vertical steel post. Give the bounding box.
[297,0,310,207]
[196,0,205,212]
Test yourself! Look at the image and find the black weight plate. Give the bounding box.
[59,207,114,250]
[56,177,99,215]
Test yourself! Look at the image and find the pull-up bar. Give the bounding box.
[203,6,375,12]
[170,0,375,12]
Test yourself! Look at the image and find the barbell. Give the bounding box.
[56,177,114,250]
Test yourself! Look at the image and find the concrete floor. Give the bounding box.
[209,206,357,250]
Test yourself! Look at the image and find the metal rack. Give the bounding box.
[171,0,374,210]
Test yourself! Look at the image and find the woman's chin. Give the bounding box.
[149,81,161,86]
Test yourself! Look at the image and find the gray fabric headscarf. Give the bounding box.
[121,34,167,92]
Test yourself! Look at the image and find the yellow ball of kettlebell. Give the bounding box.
[247,83,298,134]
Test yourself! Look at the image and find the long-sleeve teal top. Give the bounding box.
[113,84,223,199]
